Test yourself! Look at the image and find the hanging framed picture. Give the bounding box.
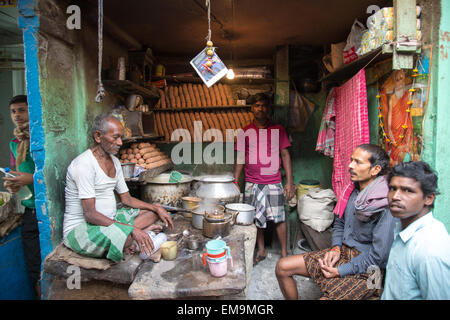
[190,47,228,87]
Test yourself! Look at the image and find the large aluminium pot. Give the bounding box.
[141,173,193,206]
[225,203,255,225]
[194,175,240,205]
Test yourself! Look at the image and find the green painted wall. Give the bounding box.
[425,0,450,232]
[38,0,128,244]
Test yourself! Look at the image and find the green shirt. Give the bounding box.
[9,139,35,209]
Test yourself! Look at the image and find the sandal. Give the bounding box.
[253,253,266,266]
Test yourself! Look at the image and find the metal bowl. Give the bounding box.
[186,235,202,250]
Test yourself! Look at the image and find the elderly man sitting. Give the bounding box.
[63,113,173,262]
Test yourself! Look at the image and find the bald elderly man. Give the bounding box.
[63,113,173,262]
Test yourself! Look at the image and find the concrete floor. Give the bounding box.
[246,235,322,300]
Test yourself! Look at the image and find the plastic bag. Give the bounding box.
[343,19,366,64]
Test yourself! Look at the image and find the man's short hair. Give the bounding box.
[357,144,390,176]
[91,113,120,140]
[250,93,271,106]
[388,161,438,200]
[9,95,28,106]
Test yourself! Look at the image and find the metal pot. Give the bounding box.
[191,205,225,230]
[191,210,205,230]
[202,213,238,238]
[195,175,240,205]
[225,203,255,225]
[141,173,193,206]
[121,163,136,179]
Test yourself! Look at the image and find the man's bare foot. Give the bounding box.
[254,250,267,266]
[144,224,163,233]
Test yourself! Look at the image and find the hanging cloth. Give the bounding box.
[332,69,370,218]
[13,123,30,169]
[315,88,336,157]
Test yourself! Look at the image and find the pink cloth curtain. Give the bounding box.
[332,69,370,218]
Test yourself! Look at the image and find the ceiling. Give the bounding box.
[94,0,392,61]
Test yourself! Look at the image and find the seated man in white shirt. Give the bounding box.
[382,161,450,299]
[63,113,173,262]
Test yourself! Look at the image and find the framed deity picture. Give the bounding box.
[190,47,228,87]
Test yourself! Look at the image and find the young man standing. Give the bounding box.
[3,95,41,299]
[276,144,396,300]
[382,161,450,300]
[234,93,295,263]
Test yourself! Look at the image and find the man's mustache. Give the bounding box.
[389,200,405,209]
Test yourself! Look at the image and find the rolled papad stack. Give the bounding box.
[223,84,235,105]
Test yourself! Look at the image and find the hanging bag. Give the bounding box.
[343,19,366,64]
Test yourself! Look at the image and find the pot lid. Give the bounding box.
[145,172,193,184]
[199,175,235,183]
[225,203,255,211]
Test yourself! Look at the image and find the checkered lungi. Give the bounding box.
[244,182,285,228]
[302,245,383,300]
[63,207,140,262]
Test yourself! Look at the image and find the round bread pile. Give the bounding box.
[119,142,172,170]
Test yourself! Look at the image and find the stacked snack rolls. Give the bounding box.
[153,109,254,142]
[155,83,235,108]
[119,142,172,170]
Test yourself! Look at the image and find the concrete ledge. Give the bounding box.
[44,244,144,285]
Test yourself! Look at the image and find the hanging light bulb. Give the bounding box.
[226,67,235,80]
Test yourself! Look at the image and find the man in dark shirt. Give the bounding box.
[276,144,396,300]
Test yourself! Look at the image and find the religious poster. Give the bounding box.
[190,47,228,88]
[378,54,430,166]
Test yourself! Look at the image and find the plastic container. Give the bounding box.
[206,254,233,277]
[138,231,167,260]
[205,239,231,257]
[0,167,32,201]
[160,240,178,260]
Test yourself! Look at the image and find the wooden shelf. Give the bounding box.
[320,48,391,83]
[122,133,163,143]
[153,75,274,85]
[103,80,160,100]
[151,105,252,112]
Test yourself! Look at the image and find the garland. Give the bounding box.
[376,64,419,147]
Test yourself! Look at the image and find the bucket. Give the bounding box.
[202,249,227,266]
[297,179,321,199]
[206,254,233,277]
[205,239,230,257]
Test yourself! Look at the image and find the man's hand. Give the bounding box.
[323,248,341,268]
[3,181,20,193]
[132,227,154,257]
[318,258,340,278]
[152,204,174,230]
[3,171,33,188]
[284,183,295,201]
